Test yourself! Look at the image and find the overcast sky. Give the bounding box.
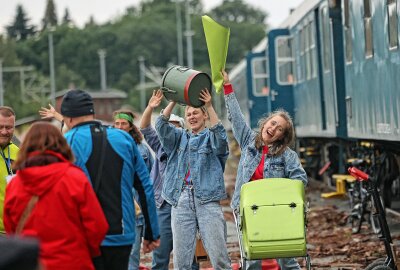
[0,0,304,33]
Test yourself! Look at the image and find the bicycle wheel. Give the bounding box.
[349,203,364,234]
[371,266,392,270]
[369,196,384,235]
[364,258,386,270]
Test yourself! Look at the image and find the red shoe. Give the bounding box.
[262,259,280,270]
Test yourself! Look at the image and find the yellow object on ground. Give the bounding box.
[321,174,356,198]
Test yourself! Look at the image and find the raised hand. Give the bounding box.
[221,70,230,85]
[199,88,212,108]
[148,89,164,109]
[39,104,56,119]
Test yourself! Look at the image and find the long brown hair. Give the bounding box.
[13,122,74,170]
[112,109,143,144]
[254,109,295,156]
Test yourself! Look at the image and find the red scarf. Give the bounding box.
[251,145,269,181]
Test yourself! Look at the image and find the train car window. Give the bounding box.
[320,6,332,71]
[251,57,269,97]
[305,23,311,80]
[300,28,306,81]
[364,0,374,57]
[344,0,353,64]
[276,36,294,85]
[309,21,317,78]
[387,0,398,49]
[292,32,298,84]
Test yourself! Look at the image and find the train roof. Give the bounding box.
[229,0,321,78]
[279,0,321,28]
[229,38,267,78]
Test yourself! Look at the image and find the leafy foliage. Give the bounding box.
[42,0,58,30]
[2,0,268,118]
[6,5,36,41]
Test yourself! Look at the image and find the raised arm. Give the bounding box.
[140,90,163,129]
[39,104,63,122]
[162,101,176,118]
[222,70,254,148]
[199,89,219,127]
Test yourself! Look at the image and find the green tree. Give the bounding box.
[210,0,267,24]
[42,0,58,30]
[6,5,36,40]
[62,8,72,26]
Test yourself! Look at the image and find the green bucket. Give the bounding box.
[161,65,212,108]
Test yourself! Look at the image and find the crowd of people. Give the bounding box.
[0,69,307,270]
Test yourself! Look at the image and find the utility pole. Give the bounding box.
[174,0,184,66]
[184,0,194,68]
[0,59,3,106]
[48,28,56,105]
[98,49,107,91]
[138,56,146,111]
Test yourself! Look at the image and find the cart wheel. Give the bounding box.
[364,258,387,270]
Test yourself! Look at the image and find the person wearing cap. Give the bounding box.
[0,106,19,235]
[112,109,154,270]
[60,89,160,270]
[140,90,200,270]
[154,89,232,269]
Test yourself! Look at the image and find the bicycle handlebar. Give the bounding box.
[348,167,370,181]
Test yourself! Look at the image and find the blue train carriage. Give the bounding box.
[341,0,400,208]
[239,0,400,207]
[256,0,342,179]
[343,0,400,143]
[267,0,399,206]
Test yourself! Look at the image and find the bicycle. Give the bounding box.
[347,157,383,234]
[348,166,398,270]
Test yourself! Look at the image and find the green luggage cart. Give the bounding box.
[233,178,311,269]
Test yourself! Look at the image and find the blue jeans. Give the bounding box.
[152,202,173,270]
[128,216,144,270]
[152,201,199,270]
[246,258,301,270]
[171,187,231,270]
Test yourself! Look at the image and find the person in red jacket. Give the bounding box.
[4,122,109,270]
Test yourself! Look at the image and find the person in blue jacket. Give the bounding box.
[155,89,232,270]
[222,70,308,270]
[140,90,199,270]
[60,89,160,270]
[112,109,154,270]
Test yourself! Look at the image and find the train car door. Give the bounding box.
[267,29,295,119]
[246,51,269,128]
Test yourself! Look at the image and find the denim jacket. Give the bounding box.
[155,115,229,206]
[140,125,168,208]
[224,92,308,210]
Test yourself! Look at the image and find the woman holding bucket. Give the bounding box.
[154,88,232,269]
[222,70,308,270]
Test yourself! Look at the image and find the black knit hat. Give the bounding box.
[61,89,95,117]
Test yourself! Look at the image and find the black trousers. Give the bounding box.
[93,245,132,270]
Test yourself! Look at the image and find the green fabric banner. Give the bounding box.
[202,15,230,94]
